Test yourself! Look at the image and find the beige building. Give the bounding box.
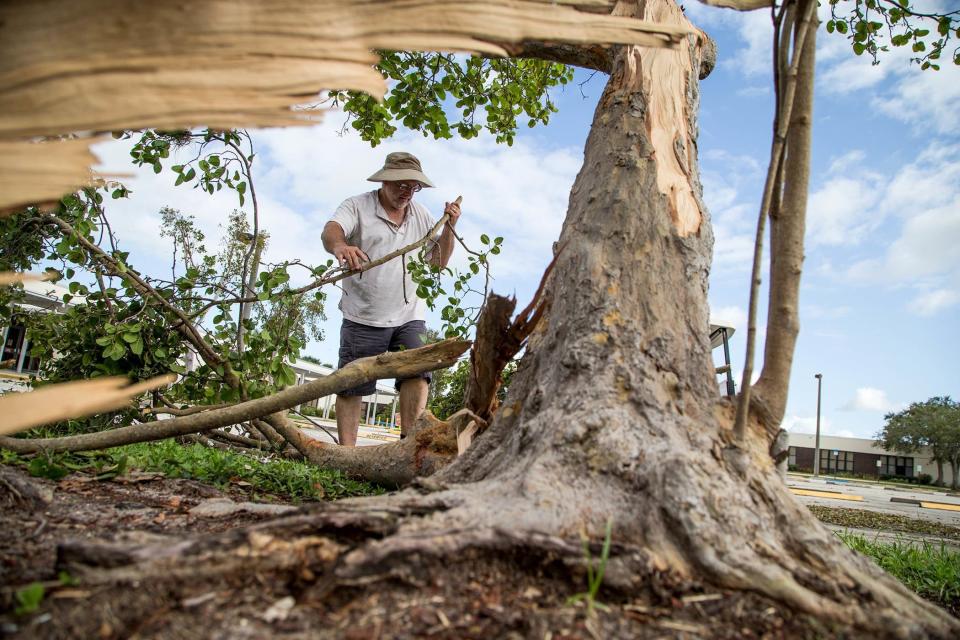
[787,432,955,486]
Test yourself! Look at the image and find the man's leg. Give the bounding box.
[336,394,362,447]
[398,378,428,438]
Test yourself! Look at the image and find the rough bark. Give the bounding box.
[3,1,957,637]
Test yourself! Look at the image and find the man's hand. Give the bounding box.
[334,244,369,271]
[444,196,462,226]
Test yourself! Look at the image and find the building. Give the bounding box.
[787,432,955,485]
[1,278,76,376]
[289,359,399,427]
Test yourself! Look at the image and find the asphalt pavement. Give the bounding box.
[787,474,960,526]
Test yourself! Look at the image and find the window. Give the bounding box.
[788,447,797,467]
[881,455,914,478]
[820,449,854,474]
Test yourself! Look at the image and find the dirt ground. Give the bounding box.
[0,464,934,639]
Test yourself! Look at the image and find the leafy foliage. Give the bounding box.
[329,53,573,146]
[827,0,960,69]
[875,397,960,487]
[428,358,517,420]
[406,234,504,339]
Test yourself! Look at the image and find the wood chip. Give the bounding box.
[181,592,217,608]
[681,593,723,603]
[655,620,705,633]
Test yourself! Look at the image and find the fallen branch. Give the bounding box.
[0,339,469,454]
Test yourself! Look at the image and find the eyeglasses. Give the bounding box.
[394,182,422,193]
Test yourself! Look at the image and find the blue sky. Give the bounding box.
[93,3,958,440]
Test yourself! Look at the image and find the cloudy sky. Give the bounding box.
[92,3,958,440]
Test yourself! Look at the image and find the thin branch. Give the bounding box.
[734,0,817,443]
[42,212,231,382]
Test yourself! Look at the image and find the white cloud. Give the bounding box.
[841,387,901,412]
[701,150,764,272]
[802,304,852,319]
[807,174,885,246]
[909,288,960,316]
[256,122,580,285]
[725,10,775,77]
[709,304,746,331]
[782,414,856,438]
[875,66,960,136]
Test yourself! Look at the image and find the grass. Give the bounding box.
[567,518,613,615]
[838,532,960,615]
[3,439,384,502]
[809,505,960,541]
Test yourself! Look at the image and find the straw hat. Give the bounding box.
[366,152,435,188]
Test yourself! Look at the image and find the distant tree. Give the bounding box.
[876,397,960,488]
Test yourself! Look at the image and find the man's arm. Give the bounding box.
[430,198,462,269]
[322,221,369,270]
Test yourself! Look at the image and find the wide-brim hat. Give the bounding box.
[366,151,435,188]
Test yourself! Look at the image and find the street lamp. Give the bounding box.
[813,373,823,477]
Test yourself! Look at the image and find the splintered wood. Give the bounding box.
[0,375,175,436]
[0,0,692,212]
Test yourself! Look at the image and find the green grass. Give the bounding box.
[838,532,960,615]
[3,439,384,502]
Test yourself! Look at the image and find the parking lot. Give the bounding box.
[787,474,960,526]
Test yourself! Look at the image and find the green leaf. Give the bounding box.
[130,339,144,356]
[14,582,45,616]
[27,457,68,481]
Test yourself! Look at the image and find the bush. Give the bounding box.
[917,473,933,485]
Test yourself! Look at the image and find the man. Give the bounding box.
[321,152,462,446]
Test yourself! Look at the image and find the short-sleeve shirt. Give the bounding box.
[329,190,438,327]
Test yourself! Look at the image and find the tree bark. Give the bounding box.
[5,2,957,637]
[753,0,817,429]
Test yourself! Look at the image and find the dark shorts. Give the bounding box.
[337,319,432,396]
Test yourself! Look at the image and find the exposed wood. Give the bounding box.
[0,139,102,214]
[0,271,55,286]
[0,339,469,453]
[0,0,691,212]
[463,253,557,423]
[456,420,479,456]
[696,0,773,10]
[0,375,174,436]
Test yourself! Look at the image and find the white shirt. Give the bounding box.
[329,190,438,327]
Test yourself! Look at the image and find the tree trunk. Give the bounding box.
[950,460,958,491]
[936,459,944,486]
[8,2,956,637]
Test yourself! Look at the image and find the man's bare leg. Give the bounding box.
[398,378,429,438]
[336,394,362,447]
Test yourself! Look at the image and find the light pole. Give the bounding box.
[813,373,823,477]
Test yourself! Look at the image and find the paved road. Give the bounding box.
[298,419,399,448]
[787,475,960,526]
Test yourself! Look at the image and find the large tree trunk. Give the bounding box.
[7,2,956,637]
